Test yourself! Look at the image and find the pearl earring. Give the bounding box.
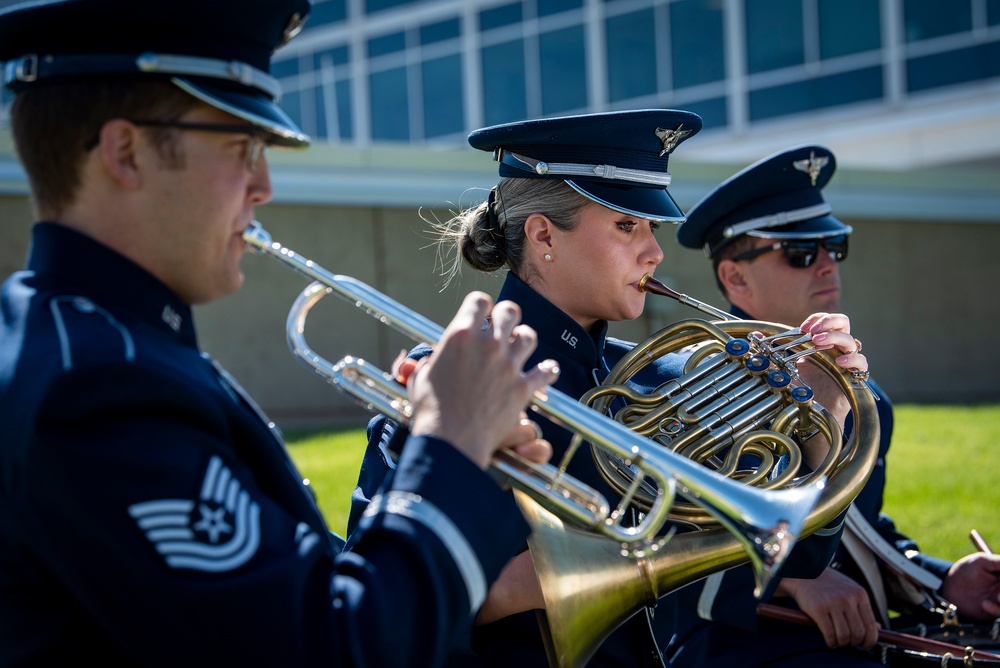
[544,253,553,262]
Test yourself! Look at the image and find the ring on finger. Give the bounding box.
[853,337,863,352]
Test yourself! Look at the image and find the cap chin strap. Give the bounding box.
[4,51,281,100]
[498,149,672,187]
[721,203,832,240]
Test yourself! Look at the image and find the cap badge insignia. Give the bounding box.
[279,12,307,46]
[654,125,691,157]
[793,151,829,186]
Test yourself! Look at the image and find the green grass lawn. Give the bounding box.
[287,404,1000,562]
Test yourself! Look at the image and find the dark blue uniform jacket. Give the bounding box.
[0,223,530,667]
[349,273,843,667]
[668,304,952,668]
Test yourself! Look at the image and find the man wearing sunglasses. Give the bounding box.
[0,0,559,664]
[667,145,1000,667]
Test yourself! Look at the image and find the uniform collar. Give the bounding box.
[729,303,754,320]
[27,222,198,347]
[496,272,609,370]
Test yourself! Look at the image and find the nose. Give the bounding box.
[813,248,839,275]
[644,224,665,267]
[248,156,273,205]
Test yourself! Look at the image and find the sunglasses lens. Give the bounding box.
[781,235,849,268]
[823,235,849,261]
[782,242,818,268]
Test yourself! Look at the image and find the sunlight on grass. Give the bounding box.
[882,405,1000,562]
[286,405,1000,563]
[286,427,368,537]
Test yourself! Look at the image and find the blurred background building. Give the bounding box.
[2,0,999,428]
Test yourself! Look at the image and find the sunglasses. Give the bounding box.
[730,234,849,269]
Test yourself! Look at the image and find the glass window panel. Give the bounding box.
[314,46,350,71]
[818,0,881,58]
[482,40,527,125]
[313,86,328,139]
[335,79,353,140]
[539,25,588,114]
[480,3,523,31]
[745,0,805,73]
[538,0,583,17]
[671,0,726,88]
[422,54,465,139]
[365,0,412,13]
[369,67,410,141]
[271,57,299,79]
[281,90,303,135]
[308,0,347,27]
[989,0,1000,26]
[607,9,657,102]
[679,96,728,131]
[749,66,882,120]
[368,31,406,58]
[903,0,972,42]
[906,42,1000,92]
[421,18,461,45]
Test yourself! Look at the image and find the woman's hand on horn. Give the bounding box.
[801,312,868,373]
[794,312,868,431]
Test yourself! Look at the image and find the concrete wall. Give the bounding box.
[3,175,998,432]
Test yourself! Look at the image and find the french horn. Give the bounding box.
[243,222,878,668]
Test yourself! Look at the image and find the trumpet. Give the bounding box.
[243,221,849,667]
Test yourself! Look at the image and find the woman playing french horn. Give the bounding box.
[346,109,870,667]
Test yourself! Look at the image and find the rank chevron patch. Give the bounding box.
[128,456,261,572]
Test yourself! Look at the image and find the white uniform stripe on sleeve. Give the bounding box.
[365,491,487,613]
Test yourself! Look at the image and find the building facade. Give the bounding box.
[2,0,999,427]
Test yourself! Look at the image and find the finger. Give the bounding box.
[507,324,539,366]
[816,614,838,648]
[801,312,851,335]
[522,359,561,395]
[497,416,542,449]
[861,619,880,650]
[810,330,856,353]
[394,356,421,385]
[983,597,1000,618]
[509,437,552,466]
[489,299,524,341]
[830,610,853,648]
[844,606,871,648]
[448,291,494,334]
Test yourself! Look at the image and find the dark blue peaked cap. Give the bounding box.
[677,144,853,257]
[0,0,311,148]
[468,109,702,223]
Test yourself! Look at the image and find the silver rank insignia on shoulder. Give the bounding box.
[128,456,262,573]
[654,124,692,157]
[793,151,829,186]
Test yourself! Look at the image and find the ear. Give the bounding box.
[717,259,752,299]
[94,120,144,191]
[523,212,555,252]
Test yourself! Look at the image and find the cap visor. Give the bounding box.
[747,215,853,239]
[566,179,685,223]
[173,77,310,148]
